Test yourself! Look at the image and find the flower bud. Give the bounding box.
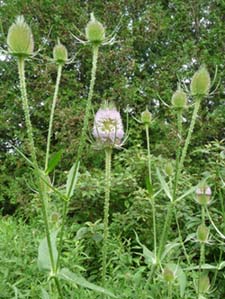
[53,40,68,65]
[85,13,105,44]
[190,66,211,97]
[7,15,34,57]
[171,88,187,109]
[164,162,173,177]
[141,108,152,126]
[163,267,175,282]
[198,274,210,294]
[51,212,60,223]
[196,185,212,206]
[197,224,209,243]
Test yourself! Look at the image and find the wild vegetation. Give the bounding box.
[0,1,224,298]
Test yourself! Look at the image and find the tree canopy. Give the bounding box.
[0,0,224,213]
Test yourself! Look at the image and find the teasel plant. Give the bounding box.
[6,15,64,297]
[5,14,117,299]
[154,66,212,279]
[92,103,126,289]
[170,87,191,266]
[163,266,176,299]
[55,12,121,275]
[140,108,158,280]
[45,39,68,171]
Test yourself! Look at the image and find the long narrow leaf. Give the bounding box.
[66,162,80,198]
[12,145,66,201]
[11,144,34,167]
[156,168,172,201]
[58,268,116,297]
[176,185,196,202]
[152,188,162,199]
[39,172,67,201]
[145,176,153,196]
[134,231,156,265]
[161,242,180,261]
[46,150,63,174]
[207,208,225,240]
[185,264,218,271]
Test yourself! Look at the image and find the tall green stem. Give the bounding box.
[18,57,38,166]
[173,110,183,197]
[145,124,152,186]
[200,206,206,266]
[177,110,182,140]
[177,98,201,178]
[143,123,158,290]
[174,111,191,265]
[198,206,206,297]
[56,45,99,270]
[145,124,156,259]
[157,201,174,260]
[168,282,173,299]
[45,64,63,171]
[102,149,112,285]
[158,99,201,262]
[17,57,63,298]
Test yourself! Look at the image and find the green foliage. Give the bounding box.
[0,217,43,297]
[38,230,59,271]
[0,1,225,298]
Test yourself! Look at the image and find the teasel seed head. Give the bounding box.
[53,39,68,65]
[163,267,175,282]
[141,108,152,126]
[197,224,209,243]
[85,13,105,45]
[171,87,187,109]
[7,15,34,57]
[190,66,211,97]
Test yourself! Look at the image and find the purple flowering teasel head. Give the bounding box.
[195,184,212,206]
[93,104,124,149]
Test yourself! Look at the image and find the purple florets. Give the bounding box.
[195,185,212,205]
[196,186,212,196]
[93,106,124,148]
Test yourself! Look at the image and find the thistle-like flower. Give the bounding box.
[171,87,187,109]
[197,224,209,243]
[141,107,152,126]
[7,15,34,57]
[85,13,105,45]
[72,12,120,47]
[93,104,124,149]
[195,184,212,205]
[163,267,175,282]
[53,39,68,65]
[190,66,211,97]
